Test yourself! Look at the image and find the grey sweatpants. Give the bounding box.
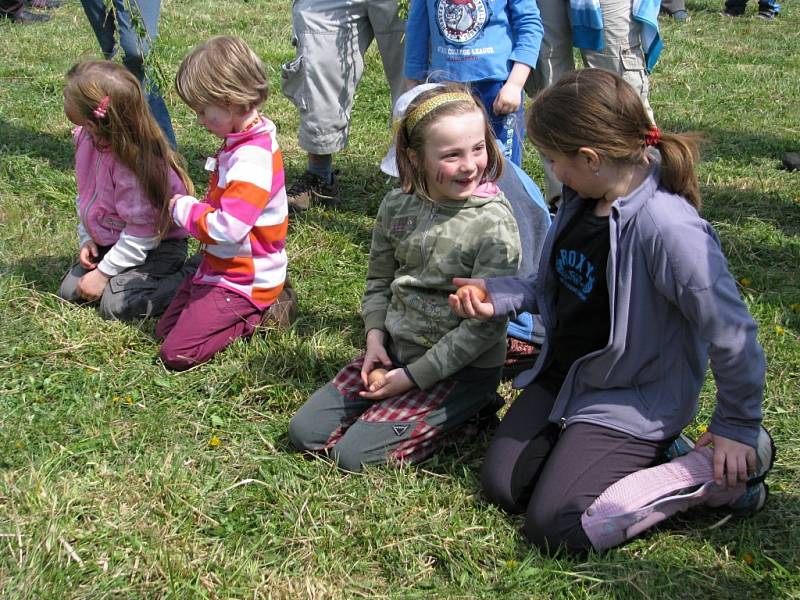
[280,0,406,155]
[58,238,189,321]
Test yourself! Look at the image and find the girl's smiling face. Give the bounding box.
[417,109,488,202]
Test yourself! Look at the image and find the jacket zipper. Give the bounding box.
[80,153,104,241]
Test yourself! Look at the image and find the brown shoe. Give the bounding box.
[286,170,339,213]
[261,280,298,329]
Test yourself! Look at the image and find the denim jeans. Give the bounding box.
[473,79,525,166]
[80,0,176,147]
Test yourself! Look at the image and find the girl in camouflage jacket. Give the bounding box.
[289,85,521,471]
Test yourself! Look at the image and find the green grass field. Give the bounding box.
[1,0,798,597]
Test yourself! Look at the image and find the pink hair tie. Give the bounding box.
[645,125,661,146]
[93,95,110,119]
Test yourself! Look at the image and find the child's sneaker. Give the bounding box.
[756,8,776,18]
[727,426,776,517]
[261,280,298,330]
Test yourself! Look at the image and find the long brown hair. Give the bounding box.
[65,60,194,237]
[395,83,503,199]
[527,69,702,209]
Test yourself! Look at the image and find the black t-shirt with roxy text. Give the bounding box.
[543,200,612,385]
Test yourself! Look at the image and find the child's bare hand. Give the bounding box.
[361,329,393,387]
[78,241,99,269]
[77,268,110,301]
[359,368,415,400]
[449,277,494,320]
[696,431,756,487]
[493,81,523,115]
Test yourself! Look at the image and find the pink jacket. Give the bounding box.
[73,127,188,276]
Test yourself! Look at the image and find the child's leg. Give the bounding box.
[580,427,775,551]
[98,238,188,321]
[58,262,93,304]
[158,284,262,370]
[332,365,502,471]
[523,423,672,551]
[289,356,378,455]
[59,244,113,304]
[291,355,503,472]
[480,381,560,513]
[581,0,654,122]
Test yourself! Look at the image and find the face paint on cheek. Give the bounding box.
[435,169,446,184]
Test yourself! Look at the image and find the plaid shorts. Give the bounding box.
[326,355,457,463]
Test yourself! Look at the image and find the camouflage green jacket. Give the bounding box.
[362,186,521,390]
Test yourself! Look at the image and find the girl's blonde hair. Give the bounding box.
[175,36,268,112]
[64,60,194,237]
[395,83,503,198]
[527,69,702,209]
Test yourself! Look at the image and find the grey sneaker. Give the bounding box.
[665,432,696,461]
[728,426,776,517]
[287,170,339,213]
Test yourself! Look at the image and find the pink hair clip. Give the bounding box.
[644,125,661,147]
[93,95,110,119]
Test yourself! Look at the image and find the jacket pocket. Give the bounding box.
[109,272,158,294]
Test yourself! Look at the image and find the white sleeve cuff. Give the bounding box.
[97,231,160,277]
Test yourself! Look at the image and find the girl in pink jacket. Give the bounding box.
[59,60,194,321]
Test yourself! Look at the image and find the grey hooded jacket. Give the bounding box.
[487,159,765,448]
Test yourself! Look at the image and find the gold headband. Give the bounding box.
[405,93,475,134]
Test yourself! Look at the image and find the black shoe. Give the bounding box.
[286,170,339,214]
[756,8,776,19]
[781,152,800,171]
[9,9,51,23]
[24,0,60,8]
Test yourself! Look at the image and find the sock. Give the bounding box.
[581,447,746,551]
[307,155,333,184]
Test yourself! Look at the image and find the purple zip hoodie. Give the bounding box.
[487,155,765,448]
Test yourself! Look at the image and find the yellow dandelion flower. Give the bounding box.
[14,441,25,450]
[112,396,120,404]
[742,553,754,565]
[698,424,708,433]
[505,560,518,569]
[208,435,221,448]
[739,278,751,287]
[125,396,133,404]
[775,325,785,335]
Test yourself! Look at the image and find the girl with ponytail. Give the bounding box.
[451,68,773,553]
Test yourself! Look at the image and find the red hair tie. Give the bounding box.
[93,95,110,119]
[644,125,661,146]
